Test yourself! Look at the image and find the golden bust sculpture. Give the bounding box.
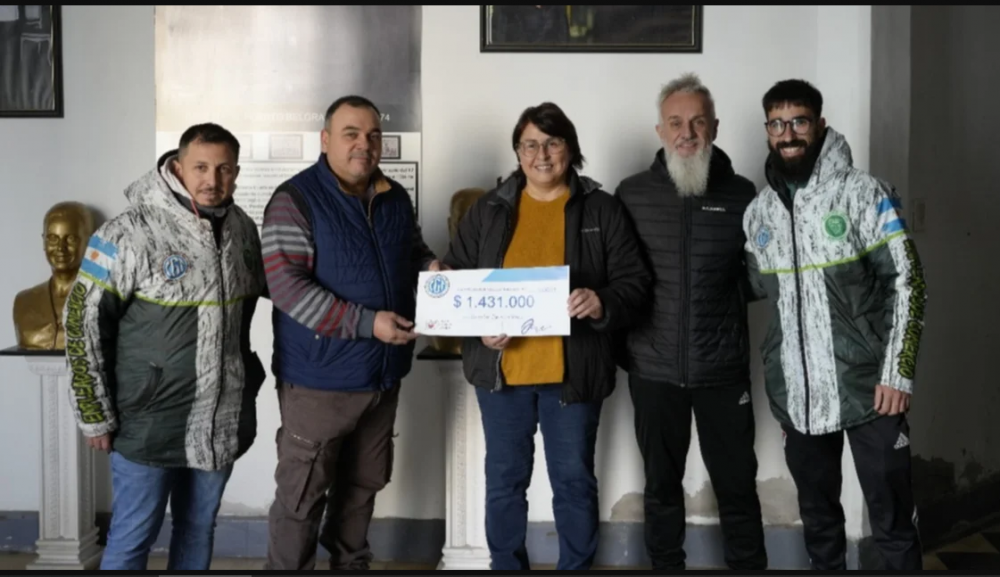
[431,188,486,356]
[13,202,95,350]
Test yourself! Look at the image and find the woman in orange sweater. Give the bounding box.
[443,102,651,570]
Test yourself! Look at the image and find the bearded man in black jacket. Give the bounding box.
[614,73,767,571]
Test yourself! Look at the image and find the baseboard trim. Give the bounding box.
[0,512,863,569]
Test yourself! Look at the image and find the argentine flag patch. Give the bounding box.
[877,196,907,235]
[81,236,118,282]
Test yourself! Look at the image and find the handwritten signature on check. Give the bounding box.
[520,318,552,335]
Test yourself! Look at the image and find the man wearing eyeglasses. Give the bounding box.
[742,79,927,570]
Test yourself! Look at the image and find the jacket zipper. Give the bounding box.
[491,204,513,393]
[358,193,391,390]
[789,198,811,434]
[207,221,226,470]
[558,192,581,407]
[679,196,691,388]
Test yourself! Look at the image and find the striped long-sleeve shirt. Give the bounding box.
[261,179,436,339]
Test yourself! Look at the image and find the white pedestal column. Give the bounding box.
[26,356,102,570]
[435,361,492,570]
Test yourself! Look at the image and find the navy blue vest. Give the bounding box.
[271,157,416,392]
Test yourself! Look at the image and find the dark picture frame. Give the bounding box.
[0,5,63,118]
[381,134,401,160]
[480,5,702,53]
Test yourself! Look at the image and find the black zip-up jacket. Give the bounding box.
[614,146,756,388]
[442,169,652,404]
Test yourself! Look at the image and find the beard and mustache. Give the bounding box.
[664,139,713,197]
[662,130,824,197]
[767,133,824,181]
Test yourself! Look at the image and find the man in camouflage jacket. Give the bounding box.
[743,79,927,570]
[65,123,266,570]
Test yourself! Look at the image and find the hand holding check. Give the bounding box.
[416,266,573,339]
[413,265,599,349]
[427,259,449,272]
[567,288,603,320]
[481,289,601,350]
[374,260,450,346]
[374,311,417,345]
[482,334,511,350]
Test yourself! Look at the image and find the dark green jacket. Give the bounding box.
[743,128,928,435]
[64,159,266,470]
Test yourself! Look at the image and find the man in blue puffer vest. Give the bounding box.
[261,95,442,570]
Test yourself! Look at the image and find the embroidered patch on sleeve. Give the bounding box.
[877,196,907,234]
[80,236,119,282]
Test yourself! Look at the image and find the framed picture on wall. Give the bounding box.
[268,133,304,160]
[381,134,401,160]
[480,5,702,53]
[0,5,63,117]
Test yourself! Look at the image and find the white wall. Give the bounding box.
[0,5,154,512]
[421,5,870,535]
[1,5,876,540]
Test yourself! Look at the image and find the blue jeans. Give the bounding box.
[100,451,233,570]
[476,384,603,571]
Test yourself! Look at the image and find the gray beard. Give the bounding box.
[665,142,713,197]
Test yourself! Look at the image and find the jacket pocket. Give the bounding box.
[462,336,496,387]
[274,427,324,514]
[308,333,327,363]
[830,312,881,369]
[760,320,786,393]
[854,312,886,365]
[564,331,614,403]
[760,320,780,361]
[384,433,396,486]
[122,362,163,413]
[596,332,616,385]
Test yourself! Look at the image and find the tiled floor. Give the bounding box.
[0,554,645,570]
[923,522,1000,570]
[0,555,432,571]
[2,526,998,571]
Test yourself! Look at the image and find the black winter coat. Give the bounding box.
[443,170,652,404]
[614,146,755,388]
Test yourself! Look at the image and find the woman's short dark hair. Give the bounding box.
[511,102,585,171]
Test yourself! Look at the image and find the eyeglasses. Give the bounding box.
[43,234,80,247]
[765,116,813,137]
[516,137,566,157]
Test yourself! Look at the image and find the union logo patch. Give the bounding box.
[163,254,190,281]
[755,225,771,249]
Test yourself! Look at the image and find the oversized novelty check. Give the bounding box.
[415,266,571,337]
